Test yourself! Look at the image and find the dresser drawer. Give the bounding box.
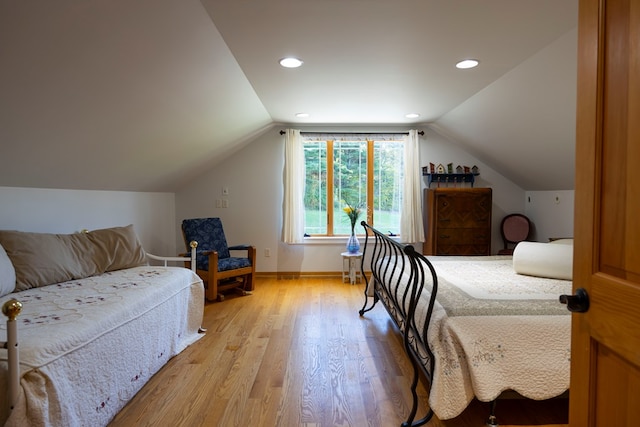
[435,212,491,228]
[424,187,492,256]
[435,244,491,256]
[435,195,491,228]
[435,228,491,245]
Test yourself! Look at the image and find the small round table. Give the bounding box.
[341,251,363,285]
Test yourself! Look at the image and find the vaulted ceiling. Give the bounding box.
[0,0,578,192]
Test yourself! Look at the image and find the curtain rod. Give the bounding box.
[279,130,424,136]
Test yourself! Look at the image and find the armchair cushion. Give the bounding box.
[195,252,252,272]
[218,257,252,272]
[182,218,230,259]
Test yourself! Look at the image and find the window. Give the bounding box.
[303,135,405,236]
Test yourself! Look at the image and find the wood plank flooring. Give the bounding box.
[108,277,568,427]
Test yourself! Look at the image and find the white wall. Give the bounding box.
[525,190,575,242]
[421,127,527,253]
[0,187,177,256]
[175,126,540,273]
[0,137,575,274]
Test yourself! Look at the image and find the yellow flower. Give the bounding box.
[343,201,362,231]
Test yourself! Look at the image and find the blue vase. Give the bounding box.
[346,233,360,253]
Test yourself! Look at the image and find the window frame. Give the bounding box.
[303,137,404,237]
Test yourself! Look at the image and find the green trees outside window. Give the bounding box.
[303,138,404,236]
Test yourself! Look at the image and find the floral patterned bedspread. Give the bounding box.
[0,266,204,426]
[375,256,572,420]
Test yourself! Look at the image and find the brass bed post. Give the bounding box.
[2,299,22,413]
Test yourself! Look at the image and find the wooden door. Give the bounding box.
[571,0,640,425]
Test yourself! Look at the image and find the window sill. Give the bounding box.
[302,236,357,245]
[298,235,400,245]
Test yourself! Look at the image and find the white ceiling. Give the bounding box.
[0,0,578,192]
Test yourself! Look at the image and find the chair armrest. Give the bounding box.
[228,244,253,251]
[196,249,216,256]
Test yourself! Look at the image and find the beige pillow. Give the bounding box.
[86,225,146,272]
[0,225,147,291]
[0,230,102,291]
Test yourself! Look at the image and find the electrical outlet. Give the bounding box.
[215,199,222,208]
[222,199,229,208]
[264,248,271,257]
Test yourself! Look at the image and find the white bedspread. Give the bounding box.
[0,266,204,427]
[373,256,571,420]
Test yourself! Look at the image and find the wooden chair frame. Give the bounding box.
[180,224,256,302]
[198,246,256,302]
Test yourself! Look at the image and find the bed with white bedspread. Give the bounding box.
[0,226,205,427]
[358,222,572,426]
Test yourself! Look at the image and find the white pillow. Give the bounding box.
[512,241,573,280]
[0,243,16,297]
[549,238,573,245]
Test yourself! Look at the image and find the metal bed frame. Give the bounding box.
[358,222,439,427]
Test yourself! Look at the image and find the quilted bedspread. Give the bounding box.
[0,266,204,427]
[374,256,572,420]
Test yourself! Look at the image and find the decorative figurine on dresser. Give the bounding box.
[423,187,492,255]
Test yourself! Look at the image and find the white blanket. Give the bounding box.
[373,256,571,420]
[0,266,204,427]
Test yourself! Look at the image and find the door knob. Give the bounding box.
[559,288,590,313]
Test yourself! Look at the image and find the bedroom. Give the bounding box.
[2,0,637,426]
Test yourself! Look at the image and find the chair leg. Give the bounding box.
[243,274,254,294]
[205,267,220,302]
[232,287,248,297]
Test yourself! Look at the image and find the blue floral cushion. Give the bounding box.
[182,217,230,259]
[218,257,252,272]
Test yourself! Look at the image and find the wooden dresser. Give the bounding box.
[423,187,492,255]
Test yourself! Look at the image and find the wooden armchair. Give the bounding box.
[181,217,256,302]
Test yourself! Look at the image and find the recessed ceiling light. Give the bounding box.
[295,112,309,118]
[279,57,304,68]
[456,59,479,69]
[405,113,420,119]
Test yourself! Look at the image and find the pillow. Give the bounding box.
[86,224,146,272]
[512,241,573,281]
[0,225,147,292]
[0,243,16,297]
[549,238,573,245]
[0,230,102,291]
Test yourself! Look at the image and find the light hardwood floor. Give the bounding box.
[109,277,568,427]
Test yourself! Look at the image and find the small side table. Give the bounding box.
[341,251,363,285]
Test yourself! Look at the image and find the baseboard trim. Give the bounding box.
[256,271,370,280]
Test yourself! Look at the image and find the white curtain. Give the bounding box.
[400,129,425,243]
[283,129,305,243]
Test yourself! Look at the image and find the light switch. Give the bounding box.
[222,199,229,208]
[222,186,229,195]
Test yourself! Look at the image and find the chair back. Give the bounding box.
[182,218,231,259]
[500,213,531,248]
